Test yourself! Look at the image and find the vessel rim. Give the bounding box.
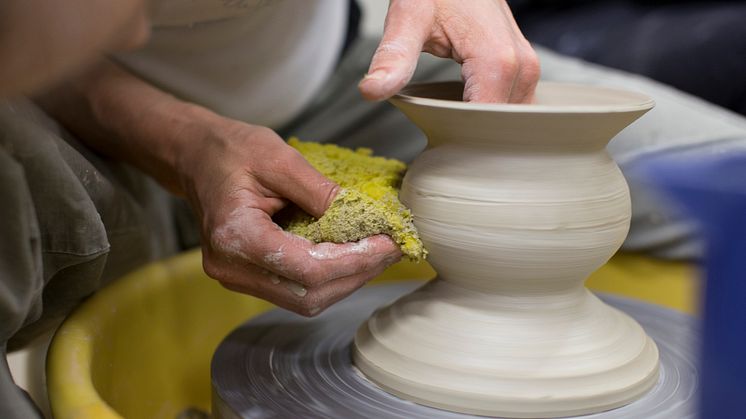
[392,81,656,114]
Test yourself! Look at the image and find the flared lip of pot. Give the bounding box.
[391,81,655,114]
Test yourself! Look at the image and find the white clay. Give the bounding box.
[353,82,659,418]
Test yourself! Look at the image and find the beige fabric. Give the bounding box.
[119,0,349,128]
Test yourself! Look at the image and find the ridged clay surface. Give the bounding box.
[353,82,659,417]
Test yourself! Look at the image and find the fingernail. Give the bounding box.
[362,69,387,82]
[286,281,308,297]
[308,306,321,316]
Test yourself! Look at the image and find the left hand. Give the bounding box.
[358,0,540,103]
[177,121,403,316]
[38,61,403,317]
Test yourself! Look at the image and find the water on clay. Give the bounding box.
[211,283,698,419]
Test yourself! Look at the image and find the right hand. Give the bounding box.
[359,0,540,103]
[177,119,402,316]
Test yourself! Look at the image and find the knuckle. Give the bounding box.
[520,48,541,82]
[300,297,330,317]
[245,125,277,143]
[297,297,315,311]
[295,298,324,318]
[524,44,540,64]
[496,49,519,75]
[289,307,309,317]
[221,124,272,151]
[218,281,239,293]
[207,221,233,250]
[208,228,250,262]
[298,262,327,286]
[207,233,225,255]
[295,308,319,318]
[202,258,224,280]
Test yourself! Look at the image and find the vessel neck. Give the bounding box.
[423,277,590,311]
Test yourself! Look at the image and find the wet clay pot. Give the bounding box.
[353,81,659,418]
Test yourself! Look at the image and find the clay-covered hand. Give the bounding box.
[178,121,402,316]
[39,61,402,317]
[359,0,539,103]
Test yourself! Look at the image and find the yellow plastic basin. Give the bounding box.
[47,249,697,419]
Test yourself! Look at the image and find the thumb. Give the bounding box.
[258,148,339,219]
[358,1,432,101]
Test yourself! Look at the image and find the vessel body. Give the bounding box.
[354,82,660,418]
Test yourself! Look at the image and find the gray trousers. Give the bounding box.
[0,100,185,418]
[3,38,746,417]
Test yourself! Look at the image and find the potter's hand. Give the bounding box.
[40,60,401,316]
[359,0,539,103]
[181,123,402,316]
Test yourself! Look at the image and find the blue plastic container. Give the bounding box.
[639,153,746,419]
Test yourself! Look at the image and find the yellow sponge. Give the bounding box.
[281,138,426,261]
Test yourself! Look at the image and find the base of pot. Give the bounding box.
[212,282,696,419]
[353,279,660,418]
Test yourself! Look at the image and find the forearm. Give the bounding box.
[35,57,402,316]
[37,59,225,195]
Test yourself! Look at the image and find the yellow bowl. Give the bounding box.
[47,249,697,419]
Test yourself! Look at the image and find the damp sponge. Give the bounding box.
[281,138,426,261]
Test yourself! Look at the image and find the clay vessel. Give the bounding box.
[353,81,659,418]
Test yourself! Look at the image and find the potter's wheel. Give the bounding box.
[211,282,698,418]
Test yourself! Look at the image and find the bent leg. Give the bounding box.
[0,99,185,416]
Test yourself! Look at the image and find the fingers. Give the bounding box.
[496,0,541,103]
[361,0,540,104]
[194,122,405,317]
[457,3,539,104]
[206,208,402,316]
[247,128,339,218]
[259,228,400,287]
[217,261,392,317]
[380,0,539,104]
[207,206,402,287]
[461,40,540,104]
[461,51,517,103]
[507,46,540,103]
[358,0,434,101]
